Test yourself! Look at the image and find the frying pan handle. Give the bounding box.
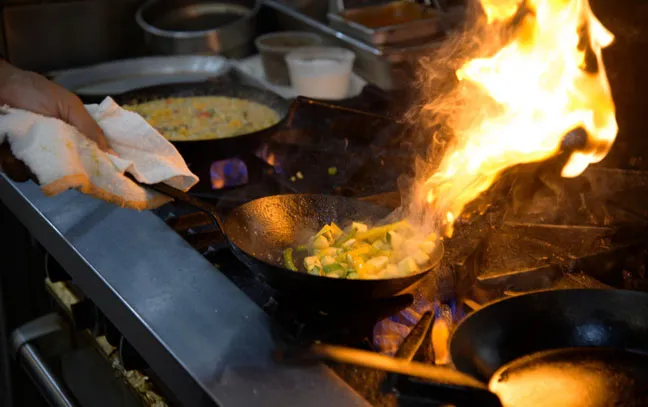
[275,343,492,387]
[145,182,226,234]
[274,343,502,406]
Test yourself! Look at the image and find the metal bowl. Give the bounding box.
[136,0,260,58]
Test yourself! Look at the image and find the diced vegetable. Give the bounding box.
[342,238,357,248]
[367,256,389,271]
[283,219,437,280]
[355,221,410,242]
[347,244,372,258]
[324,263,346,276]
[315,225,334,243]
[321,256,337,266]
[419,240,437,254]
[312,235,329,250]
[402,240,421,256]
[387,231,404,250]
[412,250,430,266]
[335,229,356,247]
[317,247,340,257]
[308,266,322,276]
[283,248,297,271]
[380,265,401,279]
[304,256,321,271]
[328,167,338,176]
[398,257,419,275]
[351,222,368,233]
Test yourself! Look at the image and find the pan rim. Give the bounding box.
[487,345,648,405]
[115,80,289,143]
[224,193,445,283]
[449,288,648,368]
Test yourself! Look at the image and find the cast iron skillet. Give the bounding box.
[147,182,444,302]
[91,80,290,162]
[278,289,648,406]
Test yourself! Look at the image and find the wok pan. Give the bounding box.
[103,80,290,162]
[148,182,444,302]
[277,289,648,406]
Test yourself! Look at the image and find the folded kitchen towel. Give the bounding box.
[0,97,199,210]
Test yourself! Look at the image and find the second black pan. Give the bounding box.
[279,289,648,406]
[108,80,290,162]
[147,183,444,302]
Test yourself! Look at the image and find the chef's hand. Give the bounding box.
[0,61,113,181]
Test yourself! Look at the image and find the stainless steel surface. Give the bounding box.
[136,0,259,58]
[263,0,443,90]
[0,175,371,407]
[10,313,77,407]
[329,0,345,13]
[50,55,231,96]
[3,0,144,73]
[327,3,447,45]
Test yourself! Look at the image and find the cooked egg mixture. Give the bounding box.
[124,96,281,141]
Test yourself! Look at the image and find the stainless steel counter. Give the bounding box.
[0,174,370,407]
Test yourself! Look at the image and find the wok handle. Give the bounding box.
[145,182,226,234]
[275,343,502,406]
[276,343,487,389]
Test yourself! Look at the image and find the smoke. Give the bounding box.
[399,1,508,234]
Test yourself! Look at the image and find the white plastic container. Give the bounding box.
[285,47,356,100]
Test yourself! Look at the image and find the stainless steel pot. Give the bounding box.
[136,0,260,58]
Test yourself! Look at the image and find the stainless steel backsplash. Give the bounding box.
[2,0,147,73]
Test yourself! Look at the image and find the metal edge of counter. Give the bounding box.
[0,175,371,407]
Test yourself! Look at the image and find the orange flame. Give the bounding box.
[422,0,617,236]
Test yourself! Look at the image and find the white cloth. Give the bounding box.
[0,97,199,209]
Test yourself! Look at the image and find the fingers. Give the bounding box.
[0,142,34,183]
[0,64,116,156]
[59,94,116,155]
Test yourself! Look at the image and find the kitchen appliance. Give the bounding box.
[2,34,648,405]
[136,0,260,57]
[327,1,449,46]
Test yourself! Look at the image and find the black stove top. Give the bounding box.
[153,88,648,407]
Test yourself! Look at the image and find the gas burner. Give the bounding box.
[149,86,648,407]
[210,158,249,189]
[269,295,415,346]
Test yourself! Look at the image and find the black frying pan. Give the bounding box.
[147,182,444,302]
[103,81,290,162]
[277,289,648,406]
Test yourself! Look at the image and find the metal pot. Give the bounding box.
[136,0,260,58]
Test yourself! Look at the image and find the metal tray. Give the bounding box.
[49,55,230,96]
[264,0,446,90]
[327,2,448,45]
